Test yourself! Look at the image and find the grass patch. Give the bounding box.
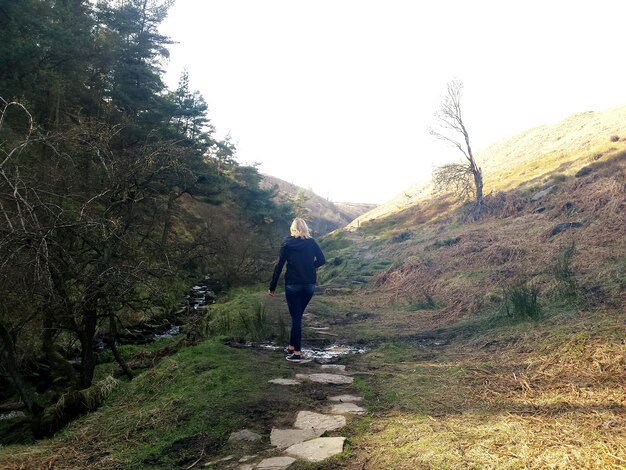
[0,339,287,469]
[319,230,352,252]
[205,285,277,342]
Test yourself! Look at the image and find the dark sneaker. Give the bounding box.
[285,353,302,362]
[284,347,294,353]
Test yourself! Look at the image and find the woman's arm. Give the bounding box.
[269,244,288,292]
[313,240,326,268]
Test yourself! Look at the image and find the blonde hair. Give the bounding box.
[290,218,311,239]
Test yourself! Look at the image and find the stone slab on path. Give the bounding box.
[320,364,346,372]
[256,456,296,469]
[294,411,346,433]
[328,394,363,402]
[295,373,353,385]
[270,428,322,449]
[285,437,346,463]
[268,378,301,386]
[329,402,365,415]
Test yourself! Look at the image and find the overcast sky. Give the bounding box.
[159,0,626,204]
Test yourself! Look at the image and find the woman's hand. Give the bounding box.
[268,290,275,297]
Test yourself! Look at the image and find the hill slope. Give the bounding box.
[309,117,625,467]
[351,103,626,227]
[261,174,376,235]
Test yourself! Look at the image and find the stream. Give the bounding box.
[255,342,367,364]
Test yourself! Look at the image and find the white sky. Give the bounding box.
[160,0,626,204]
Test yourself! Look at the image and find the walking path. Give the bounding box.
[204,348,365,469]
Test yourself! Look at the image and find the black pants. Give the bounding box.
[285,283,315,352]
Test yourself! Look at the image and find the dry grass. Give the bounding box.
[359,155,626,322]
[312,149,626,469]
[335,309,626,470]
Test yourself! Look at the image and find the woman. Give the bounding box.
[268,218,326,362]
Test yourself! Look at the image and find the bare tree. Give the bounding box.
[430,79,484,219]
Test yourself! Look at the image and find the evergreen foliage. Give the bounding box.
[0,0,293,428]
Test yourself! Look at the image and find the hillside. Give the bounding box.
[261,174,376,235]
[307,130,625,467]
[351,103,626,227]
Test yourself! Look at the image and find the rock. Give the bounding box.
[295,373,353,385]
[203,455,234,467]
[239,455,255,462]
[270,428,322,449]
[294,411,346,433]
[228,429,262,443]
[320,364,346,372]
[315,331,339,336]
[285,437,346,462]
[550,221,583,236]
[268,378,301,386]
[0,411,26,420]
[256,456,296,469]
[329,402,365,415]
[562,202,574,213]
[328,394,363,402]
[531,185,555,201]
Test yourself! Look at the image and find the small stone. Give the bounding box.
[204,455,234,467]
[285,437,346,462]
[550,221,583,236]
[321,364,346,372]
[328,394,363,402]
[270,428,322,449]
[330,402,365,415]
[228,429,262,442]
[306,373,353,385]
[316,331,339,336]
[256,456,296,469]
[269,378,301,386]
[531,185,555,201]
[294,411,346,433]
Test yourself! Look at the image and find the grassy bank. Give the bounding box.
[0,337,291,469]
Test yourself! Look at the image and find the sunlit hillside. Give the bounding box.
[351,104,626,227]
[311,107,625,468]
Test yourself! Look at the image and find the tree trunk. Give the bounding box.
[161,190,177,247]
[41,305,54,357]
[79,300,98,389]
[473,165,484,220]
[0,320,40,414]
[108,312,133,380]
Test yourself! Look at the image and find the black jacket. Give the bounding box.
[269,236,326,291]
